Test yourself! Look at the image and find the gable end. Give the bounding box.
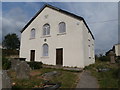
[20,4,95,40]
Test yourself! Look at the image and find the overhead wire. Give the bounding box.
[88,19,118,24]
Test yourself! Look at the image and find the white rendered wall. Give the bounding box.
[82,21,95,66]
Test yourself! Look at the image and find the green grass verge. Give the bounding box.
[85,60,120,88]
[8,68,79,88]
[0,48,2,70]
[42,68,78,88]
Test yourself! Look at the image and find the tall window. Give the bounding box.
[43,44,49,56]
[43,24,50,35]
[88,45,91,58]
[31,28,35,38]
[59,22,66,33]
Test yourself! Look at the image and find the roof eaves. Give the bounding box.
[82,19,95,40]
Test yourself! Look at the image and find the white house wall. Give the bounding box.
[20,7,94,68]
[115,44,120,56]
[82,21,95,66]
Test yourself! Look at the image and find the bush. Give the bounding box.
[2,57,11,70]
[2,49,19,56]
[27,61,43,70]
[99,56,110,61]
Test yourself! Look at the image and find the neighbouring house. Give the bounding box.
[20,4,95,68]
[114,44,120,57]
[106,44,120,57]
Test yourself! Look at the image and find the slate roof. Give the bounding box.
[21,4,95,40]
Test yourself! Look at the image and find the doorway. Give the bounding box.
[56,48,63,65]
[30,50,35,61]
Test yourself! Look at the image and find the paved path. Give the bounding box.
[76,70,99,88]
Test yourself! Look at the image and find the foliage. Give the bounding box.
[2,57,11,70]
[95,54,110,62]
[2,33,20,50]
[27,61,43,70]
[99,55,110,61]
[2,49,19,56]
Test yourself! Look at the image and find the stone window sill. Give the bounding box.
[41,56,49,58]
[57,32,66,36]
[41,35,51,38]
[29,38,35,40]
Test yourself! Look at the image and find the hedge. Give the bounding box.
[27,61,43,70]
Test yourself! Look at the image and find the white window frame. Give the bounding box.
[58,22,66,34]
[30,28,35,39]
[43,24,50,36]
[42,44,49,57]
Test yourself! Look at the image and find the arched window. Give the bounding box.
[31,28,35,38]
[43,24,50,35]
[59,22,66,33]
[43,44,49,56]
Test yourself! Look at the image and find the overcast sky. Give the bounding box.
[1,2,118,54]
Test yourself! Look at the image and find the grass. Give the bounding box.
[8,68,79,88]
[0,48,2,70]
[84,60,120,88]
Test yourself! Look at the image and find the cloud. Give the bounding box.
[62,2,118,54]
[2,7,28,41]
[2,2,45,42]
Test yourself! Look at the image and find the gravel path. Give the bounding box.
[76,70,99,88]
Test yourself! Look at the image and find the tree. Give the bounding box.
[2,33,20,50]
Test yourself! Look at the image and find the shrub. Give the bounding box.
[27,61,43,70]
[99,56,110,61]
[2,49,19,56]
[2,57,11,70]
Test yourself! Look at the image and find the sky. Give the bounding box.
[1,2,118,54]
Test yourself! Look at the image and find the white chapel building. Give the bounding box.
[20,4,95,68]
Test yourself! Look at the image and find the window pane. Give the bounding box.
[43,27,46,35]
[43,44,48,56]
[59,22,66,33]
[31,28,35,38]
[88,45,91,58]
[43,24,50,35]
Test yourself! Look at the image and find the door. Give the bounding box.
[30,50,35,61]
[56,48,63,65]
